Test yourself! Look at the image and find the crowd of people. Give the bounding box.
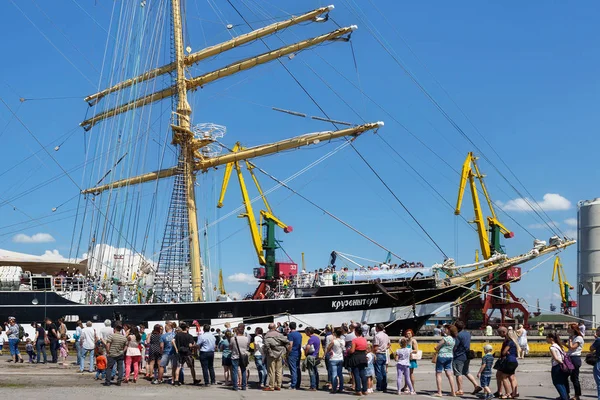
[1,316,598,399]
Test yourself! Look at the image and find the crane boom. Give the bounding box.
[455,152,513,259]
[217,143,292,270]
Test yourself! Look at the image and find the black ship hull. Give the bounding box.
[0,278,466,336]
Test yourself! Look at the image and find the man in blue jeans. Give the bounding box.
[287,321,302,389]
[231,324,249,391]
[373,323,389,392]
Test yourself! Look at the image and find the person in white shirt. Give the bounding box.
[0,330,6,355]
[326,328,346,393]
[567,323,584,400]
[99,319,114,344]
[253,327,267,388]
[79,321,97,372]
[547,333,569,400]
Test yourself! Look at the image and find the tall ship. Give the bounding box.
[0,1,573,334]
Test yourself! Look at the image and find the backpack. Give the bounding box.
[557,346,574,374]
[18,325,24,340]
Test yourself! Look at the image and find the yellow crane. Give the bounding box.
[551,256,576,314]
[455,152,514,259]
[217,142,292,281]
[217,269,226,296]
[455,152,528,328]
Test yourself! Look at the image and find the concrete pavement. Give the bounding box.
[0,356,597,399]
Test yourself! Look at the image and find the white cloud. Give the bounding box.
[496,193,571,212]
[227,272,258,285]
[12,233,56,243]
[564,218,577,227]
[39,249,68,261]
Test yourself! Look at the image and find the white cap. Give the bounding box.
[350,25,358,31]
[327,4,335,11]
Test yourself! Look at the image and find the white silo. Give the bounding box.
[578,198,600,327]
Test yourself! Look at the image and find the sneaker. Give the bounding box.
[151,379,161,385]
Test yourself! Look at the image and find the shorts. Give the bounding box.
[452,359,470,376]
[222,356,232,367]
[499,361,518,375]
[409,360,418,369]
[480,375,491,388]
[435,357,453,373]
[364,365,374,377]
[148,353,161,363]
[160,353,179,368]
[179,352,194,366]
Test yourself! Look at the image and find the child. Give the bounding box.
[58,334,69,366]
[395,338,415,395]
[95,347,107,381]
[477,344,494,400]
[365,344,375,393]
[25,338,36,363]
[0,331,5,355]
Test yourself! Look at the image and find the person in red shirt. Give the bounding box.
[95,346,107,380]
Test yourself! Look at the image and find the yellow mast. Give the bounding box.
[81,26,357,130]
[80,4,381,303]
[84,5,335,105]
[171,0,203,301]
[82,122,383,195]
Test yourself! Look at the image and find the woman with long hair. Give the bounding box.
[403,329,419,392]
[326,327,345,394]
[494,327,519,399]
[547,333,569,400]
[124,325,142,383]
[146,324,163,382]
[433,324,457,397]
[566,323,584,400]
[347,326,369,396]
[219,330,233,386]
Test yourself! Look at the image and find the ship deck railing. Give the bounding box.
[273,267,436,292]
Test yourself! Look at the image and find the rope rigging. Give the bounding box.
[342,0,563,239]
[227,0,449,259]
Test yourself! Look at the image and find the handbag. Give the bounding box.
[410,350,423,360]
[431,352,438,364]
[493,357,507,371]
[234,337,249,368]
[347,350,368,368]
[585,352,598,366]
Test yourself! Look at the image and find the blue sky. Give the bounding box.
[0,1,598,312]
